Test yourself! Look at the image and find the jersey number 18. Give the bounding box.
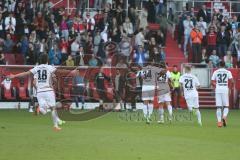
[37,70,47,80]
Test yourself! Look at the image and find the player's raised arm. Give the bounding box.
[54,67,79,76]
[8,71,32,79]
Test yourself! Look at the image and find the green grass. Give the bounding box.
[0,109,240,160]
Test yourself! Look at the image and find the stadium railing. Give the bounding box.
[167,0,240,17]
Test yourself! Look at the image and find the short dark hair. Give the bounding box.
[219,61,225,67]
[173,65,178,68]
[39,54,49,64]
[139,28,143,32]
[159,61,166,69]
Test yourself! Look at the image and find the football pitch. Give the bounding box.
[0,109,240,160]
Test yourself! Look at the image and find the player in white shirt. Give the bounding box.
[179,65,202,126]
[157,63,173,123]
[211,61,234,127]
[9,54,76,131]
[137,63,159,124]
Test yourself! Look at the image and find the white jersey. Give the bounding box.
[137,65,159,86]
[156,70,171,95]
[179,73,200,99]
[30,64,56,93]
[211,68,233,93]
[158,70,171,83]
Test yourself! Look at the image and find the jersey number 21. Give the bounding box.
[185,79,193,89]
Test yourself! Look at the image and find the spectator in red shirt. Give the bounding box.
[73,17,85,34]
[206,27,217,56]
[59,37,69,63]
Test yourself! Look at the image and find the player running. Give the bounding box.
[8,54,76,131]
[137,62,159,124]
[157,62,173,124]
[179,65,202,126]
[211,61,234,127]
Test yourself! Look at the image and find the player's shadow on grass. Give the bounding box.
[56,99,113,121]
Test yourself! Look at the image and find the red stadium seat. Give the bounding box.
[2,85,16,100]
[19,87,28,99]
[17,78,29,100]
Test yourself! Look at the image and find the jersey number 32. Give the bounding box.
[217,73,227,83]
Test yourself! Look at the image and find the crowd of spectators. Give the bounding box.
[0,0,169,108]
[176,4,240,68]
[0,0,168,67]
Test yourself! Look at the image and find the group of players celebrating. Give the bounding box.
[7,54,233,131]
[138,60,233,127]
[137,61,202,125]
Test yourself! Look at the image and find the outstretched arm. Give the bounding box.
[54,67,79,76]
[8,71,32,79]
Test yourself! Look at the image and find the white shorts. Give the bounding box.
[186,97,199,109]
[142,85,155,101]
[37,90,56,109]
[216,92,229,107]
[158,92,171,103]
